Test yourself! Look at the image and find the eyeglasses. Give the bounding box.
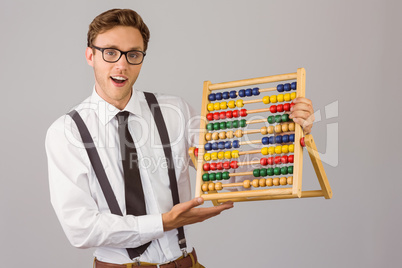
[92,46,146,65]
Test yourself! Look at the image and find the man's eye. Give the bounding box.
[128,53,139,59]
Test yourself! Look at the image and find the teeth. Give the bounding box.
[111,76,127,81]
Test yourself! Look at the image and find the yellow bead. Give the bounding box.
[208,182,215,191]
[261,147,268,155]
[204,153,211,161]
[243,180,251,188]
[202,183,208,192]
[260,127,268,135]
[289,122,295,131]
[226,131,234,139]
[212,132,219,140]
[281,123,289,132]
[252,179,260,188]
[290,92,296,100]
[289,144,294,153]
[267,126,274,134]
[259,178,266,187]
[280,177,287,185]
[228,100,236,109]
[235,99,244,108]
[217,151,225,160]
[270,95,277,103]
[268,146,275,155]
[262,96,270,104]
[219,132,226,139]
[282,145,289,154]
[214,102,221,111]
[235,129,243,138]
[215,182,223,191]
[232,150,239,158]
[277,94,284,102]
[220,101,227,110]
[207,103,214,111]
[284,93,291,101]
[287,176,293,185]
[205,133,212,141]
[273,177,280,186]
[266,178,273,187]
[275,125,282,133]
[224,151,232,159]
[275,145,282,154]
[211,152,218,160]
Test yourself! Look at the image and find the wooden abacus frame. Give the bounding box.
[189,68,332,205]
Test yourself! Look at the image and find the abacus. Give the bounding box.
[189,68,332,205]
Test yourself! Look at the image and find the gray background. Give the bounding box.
[1,0,401,267]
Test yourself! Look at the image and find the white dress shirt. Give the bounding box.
[45,88,199,264]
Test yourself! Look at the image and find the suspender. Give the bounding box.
[67,92,186,260]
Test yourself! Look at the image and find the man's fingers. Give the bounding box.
[178,197,204,212]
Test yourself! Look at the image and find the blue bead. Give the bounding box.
[208,94,216,101]
[245,88,252,96]
[252,87,260,96]
[276,135,283,144]
[215,92,223,100]
[277,84,284,92]
[205,143,212,151]
[218,142,225,150]
[230,90,237,98]
[222,91,230,99]
[225,141,232,149]
[232,140,240,148]
[289,134,295,142]
[291,82,297,90]
[261,137,269,145]
[282,135,289,143]
[284,83,291,91]
[268,136,274,144]
[212,142,219,150]
[239,89,246,97]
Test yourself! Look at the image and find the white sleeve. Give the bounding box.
[45,117,164,249]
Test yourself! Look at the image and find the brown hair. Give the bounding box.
[87,9,150,51]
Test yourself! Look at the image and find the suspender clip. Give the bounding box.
[132,257,141,266]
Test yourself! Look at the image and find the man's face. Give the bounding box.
[86,26,144,109]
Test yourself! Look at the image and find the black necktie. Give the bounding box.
[116,111,150,256]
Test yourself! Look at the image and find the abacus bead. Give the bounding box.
[252,179,260,188]
[222,171,230,180]
[275,135,282,144]
[225,141,232,149]
[245,88,252,96]
[213,122,220,130]
[232,110,239,117]
[268,115,275,124]
[202,174,209,181]
[222,91,230,99]
[213,112,220,120]
[281,155,288,164]
[287,176,293,185]
[275,125,282,133]
[218,142,225,150]
[268,136,275,145]
[208,183,215,191]
[288,166,294,174]
[228,100,236,109]
[300,137,306,147]
[225,121,232,129]
[290,92,296,100]
[204,153,211,161]
[261,147,268,155]
[213,102,220,110]
[284,93,291,101]
[288,155,294,163]
[243,180,251,188]
[260,158,268,165]
[215,182,223,191]
[289,134,295,142]
[274,167,281,175]
[291,82,297,90]
[208,93,216,101]
[282,145,289,154]
[283,103,291,111]
[273,178,280,186]
[202,183,208,191]
[219,132,227,139]
[215,92,223,100]
[277,84,284,92]
[270,95,277,103]
[229,90,237,98]
[220,101,227,110]
[274,156,281,164]
[223,161,230,169]
[289,122,295,131]
[259,178,266,187]
[281,167,288,175]
[226,110,233,118]
[267,168,274,176]
[289,144,294,153]
[203,163,210,171]
[215,172,222,180]
[277,94,284,103]
[226,131,234,139]
[205,143,212,151]
[253,169,260,177]
[220,111,226,119]
[206,123,213,131]
[275,115,282,123]
[268,146,275,155]
[224,151,232,159]
[267,126,274,134]
[208,173,216,181]
[281,124,289,132]
[262,96,270,104]
[207,113,213,121]
[236,99,244,108]
[280,177,287,185]
[260,168,267,177]
[235,130,243,138]
[252,87,260,96]
[211,152,218,160]
[211,142,217,150]
[284,83,291,91]
[282,114,289,122]
[240,109,247,117]
[232,120,239,128]
[277,104,284,113]
[231,150,239,158]
[270,105,277,113]
[232,140,240,148]
[240,119,247,127]
[194,148,198,157]
[262,137,269,145]
[275,146,282,154]
[260,127,268,135]
[205,133,212,141]
[219,122,226,130]
[267,157,274,165]
[282,135,289,143]
[230,161,238,169]
[266,178,273,187]
[238,89,246,97]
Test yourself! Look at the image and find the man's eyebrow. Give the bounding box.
[103,45,144,51]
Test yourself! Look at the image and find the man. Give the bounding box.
[46,8,314,268]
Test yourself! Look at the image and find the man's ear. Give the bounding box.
[85,47,94,67]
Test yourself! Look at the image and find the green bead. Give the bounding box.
[215,172,222,180]
[232,120,239,128]
[208,173,216,181]
[213,123,220,130]
[275,115,282,123]
[267,168,274,176]
[222,171,230,180]
[226,121,233,128]
[240,119,247,128]
[253,169,260,177]
[260,168,267,177]
[206,123,213,131]
[288,166,293,174]
[202,173,209,181]
[281,167,288,175]
[268,116,275,124]
[219,122,226,130]
[281,114,289,122]
[274,167,281,175]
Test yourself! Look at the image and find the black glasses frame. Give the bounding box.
[92,46,146,65]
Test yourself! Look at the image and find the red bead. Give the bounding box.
[223,161,230,169]
[232,110,240,118]
[213,112,220,120]
[210,163,217,171]
[206,113,213,121]
[270,105,277,113]
[203,163,210,171]
[281,155,288,164]
[219,112,226,119]
[277,104,284,112]
[283,103,290,111]
[274,156,281,164]
[288,155,294,163]
[290,102,295,109]
[194,148,198,157]
[216,162,223,170]
[226,111,233,118]
[240,109,247,117]
[267,157,274,165]
[230,161,238,169]
[300,137,306,147]
[260,158,268,166]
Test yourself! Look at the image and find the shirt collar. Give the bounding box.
[90,86,144,125]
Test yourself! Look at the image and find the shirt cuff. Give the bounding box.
[137,214,164,244]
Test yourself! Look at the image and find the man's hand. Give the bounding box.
[162,197,234,231]
[289,97,315,134]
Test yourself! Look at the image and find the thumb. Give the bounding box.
[179,197,204,211]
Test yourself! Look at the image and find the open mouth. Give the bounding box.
[111,76,128,84]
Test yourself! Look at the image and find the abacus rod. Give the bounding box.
[215,190,324,202]
[201,187,293,200]
[246,118,266,124]
[208,73,297,91]
[239,139,261,145]
[259,87,277,93]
